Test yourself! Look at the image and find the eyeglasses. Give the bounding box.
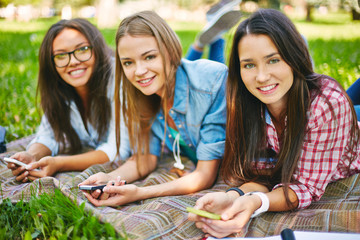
[52,46,93,68]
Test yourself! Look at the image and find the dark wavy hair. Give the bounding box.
[38,18,112,154]
[221,9,359,207]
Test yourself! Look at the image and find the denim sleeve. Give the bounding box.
[149,131,161,157]
[196,68,227,161]
[27,115,59,156]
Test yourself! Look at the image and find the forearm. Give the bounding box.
[138,159,220,200]
[107,155,157,183]
[27,143,52,161]
[246,187,299,215]
[226,182,270,200]
[227,184,298,215]
[55,150,109,172]
[267,187,298,211]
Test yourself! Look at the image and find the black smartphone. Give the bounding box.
[79,184,107,191]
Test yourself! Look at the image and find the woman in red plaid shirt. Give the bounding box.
[189,8,360,238]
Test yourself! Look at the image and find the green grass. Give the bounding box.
[0,187,126,239]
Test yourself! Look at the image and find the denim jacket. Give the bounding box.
[150,58,227,162]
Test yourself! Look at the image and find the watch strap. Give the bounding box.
[225,187,245,196]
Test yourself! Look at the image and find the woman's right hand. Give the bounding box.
[188,191,262,238]
[188,192,235,221]
[7,151,36,182]
[79,172,116,199]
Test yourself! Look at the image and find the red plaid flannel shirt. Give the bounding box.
[264,78,360,209]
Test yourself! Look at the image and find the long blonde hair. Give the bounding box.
[114,11,182,176]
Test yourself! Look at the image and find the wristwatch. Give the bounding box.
[225,187,245,196]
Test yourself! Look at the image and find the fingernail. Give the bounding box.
[103,187,108,191]
[222,214,228,220]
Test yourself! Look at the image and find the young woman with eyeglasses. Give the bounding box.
[7,18,130,182]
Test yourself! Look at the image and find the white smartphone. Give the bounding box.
[3,157,29,168]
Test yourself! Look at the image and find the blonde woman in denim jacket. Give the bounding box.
[80,11,227,206]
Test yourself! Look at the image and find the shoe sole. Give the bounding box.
[199,10,242,46]
[207,0,242,16]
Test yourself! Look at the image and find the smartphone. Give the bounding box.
[3,157,29,168]
[78,180,124,191]
[79,184,107,191]
[186,207,221,220]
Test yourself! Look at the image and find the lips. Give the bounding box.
[69,68,86,77]
[258,84,278,93]
[137,76,155,87]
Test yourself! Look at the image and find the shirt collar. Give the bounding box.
[264,107,272,125]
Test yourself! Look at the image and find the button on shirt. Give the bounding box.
[262,78,360,209]
[150,58,227,162]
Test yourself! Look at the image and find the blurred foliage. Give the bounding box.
[0,0,10,7]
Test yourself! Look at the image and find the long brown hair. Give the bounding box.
[222,9,360,206]
[114,11,182,176]
[38,18,112,154]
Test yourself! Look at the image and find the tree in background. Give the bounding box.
[0,0,11,7]
[347,0,360,19]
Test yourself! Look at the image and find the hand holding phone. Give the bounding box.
[3,157,29,168]
[186,207,221,220]
[78,181,120,191]
[79,184,107,191]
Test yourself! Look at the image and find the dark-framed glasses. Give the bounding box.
[52,46,93,68]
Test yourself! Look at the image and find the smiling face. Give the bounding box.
[52,28,95,94]
[238,34,293,117]
[118,35,167,97]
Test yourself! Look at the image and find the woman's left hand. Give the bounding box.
[190,194,260,238]
[83,183,140,207]
[26,156,59,180]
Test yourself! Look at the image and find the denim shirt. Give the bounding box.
[149,58,227,162]
[28,66,131,161]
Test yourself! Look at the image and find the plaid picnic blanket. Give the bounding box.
[1,136,360,239]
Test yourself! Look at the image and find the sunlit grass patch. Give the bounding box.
[0,187,126,239]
